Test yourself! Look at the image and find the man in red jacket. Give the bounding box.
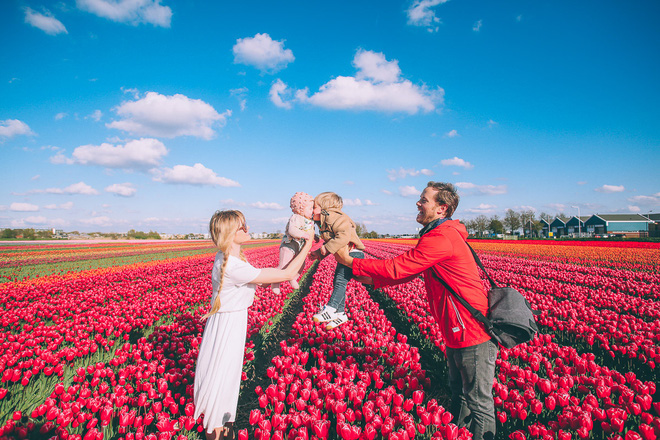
[336,182,497,440]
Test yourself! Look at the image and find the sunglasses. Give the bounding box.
[238,224,249,233]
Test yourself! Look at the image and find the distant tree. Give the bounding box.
[519,210,536,237]
[503,209,522,235]
[488,216,504,235]
[474,215,489,237]
[1,229,17,239]
[36,229,53,240]
[22,229,36,240]
[538,212,553,223]
[463,219,476,236]
[355,222,367,237]
[556,212,570,222]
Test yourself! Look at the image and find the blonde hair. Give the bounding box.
[202,210,246,320]
[314,192,343,211]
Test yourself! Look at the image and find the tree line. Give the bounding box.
[463,209,571,237]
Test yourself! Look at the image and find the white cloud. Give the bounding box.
[10,203,39,212]
[455,182,507,195]
[250,202,285,210]
[406,0,448,32]
[298,50,442,114]
[595,184,625,193]
[343,198,378,207]
[387,167,433,181]
[154,163,240,187]
[44,202,74,210]
[61,138,168,169]
[0,119,34,140]
[445,129,459,138]
[440,157,473,169]
[24,8,68,35]
[23,216,49,225]
[381,189,393,195]
[269,80,293,109]
[628,195,660,206]
[55,112,68,120]
[107,92,230,140]
[76,0,172,27]
[487,119,497,128]
[547,203,567,212]
[29,182,99,196]
[344,180,355,185]
[577,181,587,185]
[464,204,497,214]
[399,185,420,197]
[230,88,248,111]
[220,199,246,207]
[516,15,523,22]
[354,50,401,83]
[233,33,294,73]
[106,183,137,197]
[628,205,641,213]
[473,20,482,32]
[32,175,40,180]
[343,198,363,206]
[87,110,103,121]
[80,216,113,227]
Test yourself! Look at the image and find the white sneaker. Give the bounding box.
[272,283,280,294]
[313,305,337,323]
[326,312,349,330]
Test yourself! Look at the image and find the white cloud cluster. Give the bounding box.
[406,0,448,32]
[106,183,137,197]
[250,202,285,210]
[399,185,420,197]
[455,182,507,195]
[440,157,473,169]
[274,50,443,114]
[76,0,172,27]
[44,202,74,210]
[107,92,230,140]
[56,138,168,169]
[445,129,459,138]
[628,194,660,206]
[29,182,99,195]
[595,184,625,193]
[80,216,113,227]
[24,8,68,35]
[387,167,433,181]
[0,119,34,140]
[233,33,295,73]
[343,198,377,206]
[473,20,483,32]
[10,203,39,212]
[154,163,240,187]
[464,204,497,214]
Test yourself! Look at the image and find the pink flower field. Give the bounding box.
[0,239,658,440]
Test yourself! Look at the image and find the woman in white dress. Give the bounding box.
[194,210,313,440]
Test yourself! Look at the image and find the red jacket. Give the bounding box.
[353,219,491,349]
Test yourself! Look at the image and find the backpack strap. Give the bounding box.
[429,268,496,336]
[464,242,498,289]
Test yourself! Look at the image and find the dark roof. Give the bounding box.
[643,213,660,221]
[550,218,567,226]
[595,213,654,222]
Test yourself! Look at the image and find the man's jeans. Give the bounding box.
[327,250,364,313]
[446,339,498,440]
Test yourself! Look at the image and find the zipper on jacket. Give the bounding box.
[448,296,466,342]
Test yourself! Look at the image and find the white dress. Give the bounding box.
[194,252,261,433]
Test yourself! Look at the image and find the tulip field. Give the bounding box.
[0,239,659,440]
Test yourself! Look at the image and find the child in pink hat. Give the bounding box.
[272,192,315,293]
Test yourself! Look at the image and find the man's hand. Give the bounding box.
[334,246,354,268]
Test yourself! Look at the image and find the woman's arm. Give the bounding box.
[250,238,313,284]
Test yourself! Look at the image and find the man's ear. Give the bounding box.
[437,204,449,217]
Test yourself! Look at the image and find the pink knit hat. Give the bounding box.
[290,192,313,215]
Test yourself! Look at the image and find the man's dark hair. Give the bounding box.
[426,181,459,217]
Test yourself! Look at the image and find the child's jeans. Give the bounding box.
[327,250,364,313]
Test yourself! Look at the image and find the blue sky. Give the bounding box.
[1,0,659,235]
